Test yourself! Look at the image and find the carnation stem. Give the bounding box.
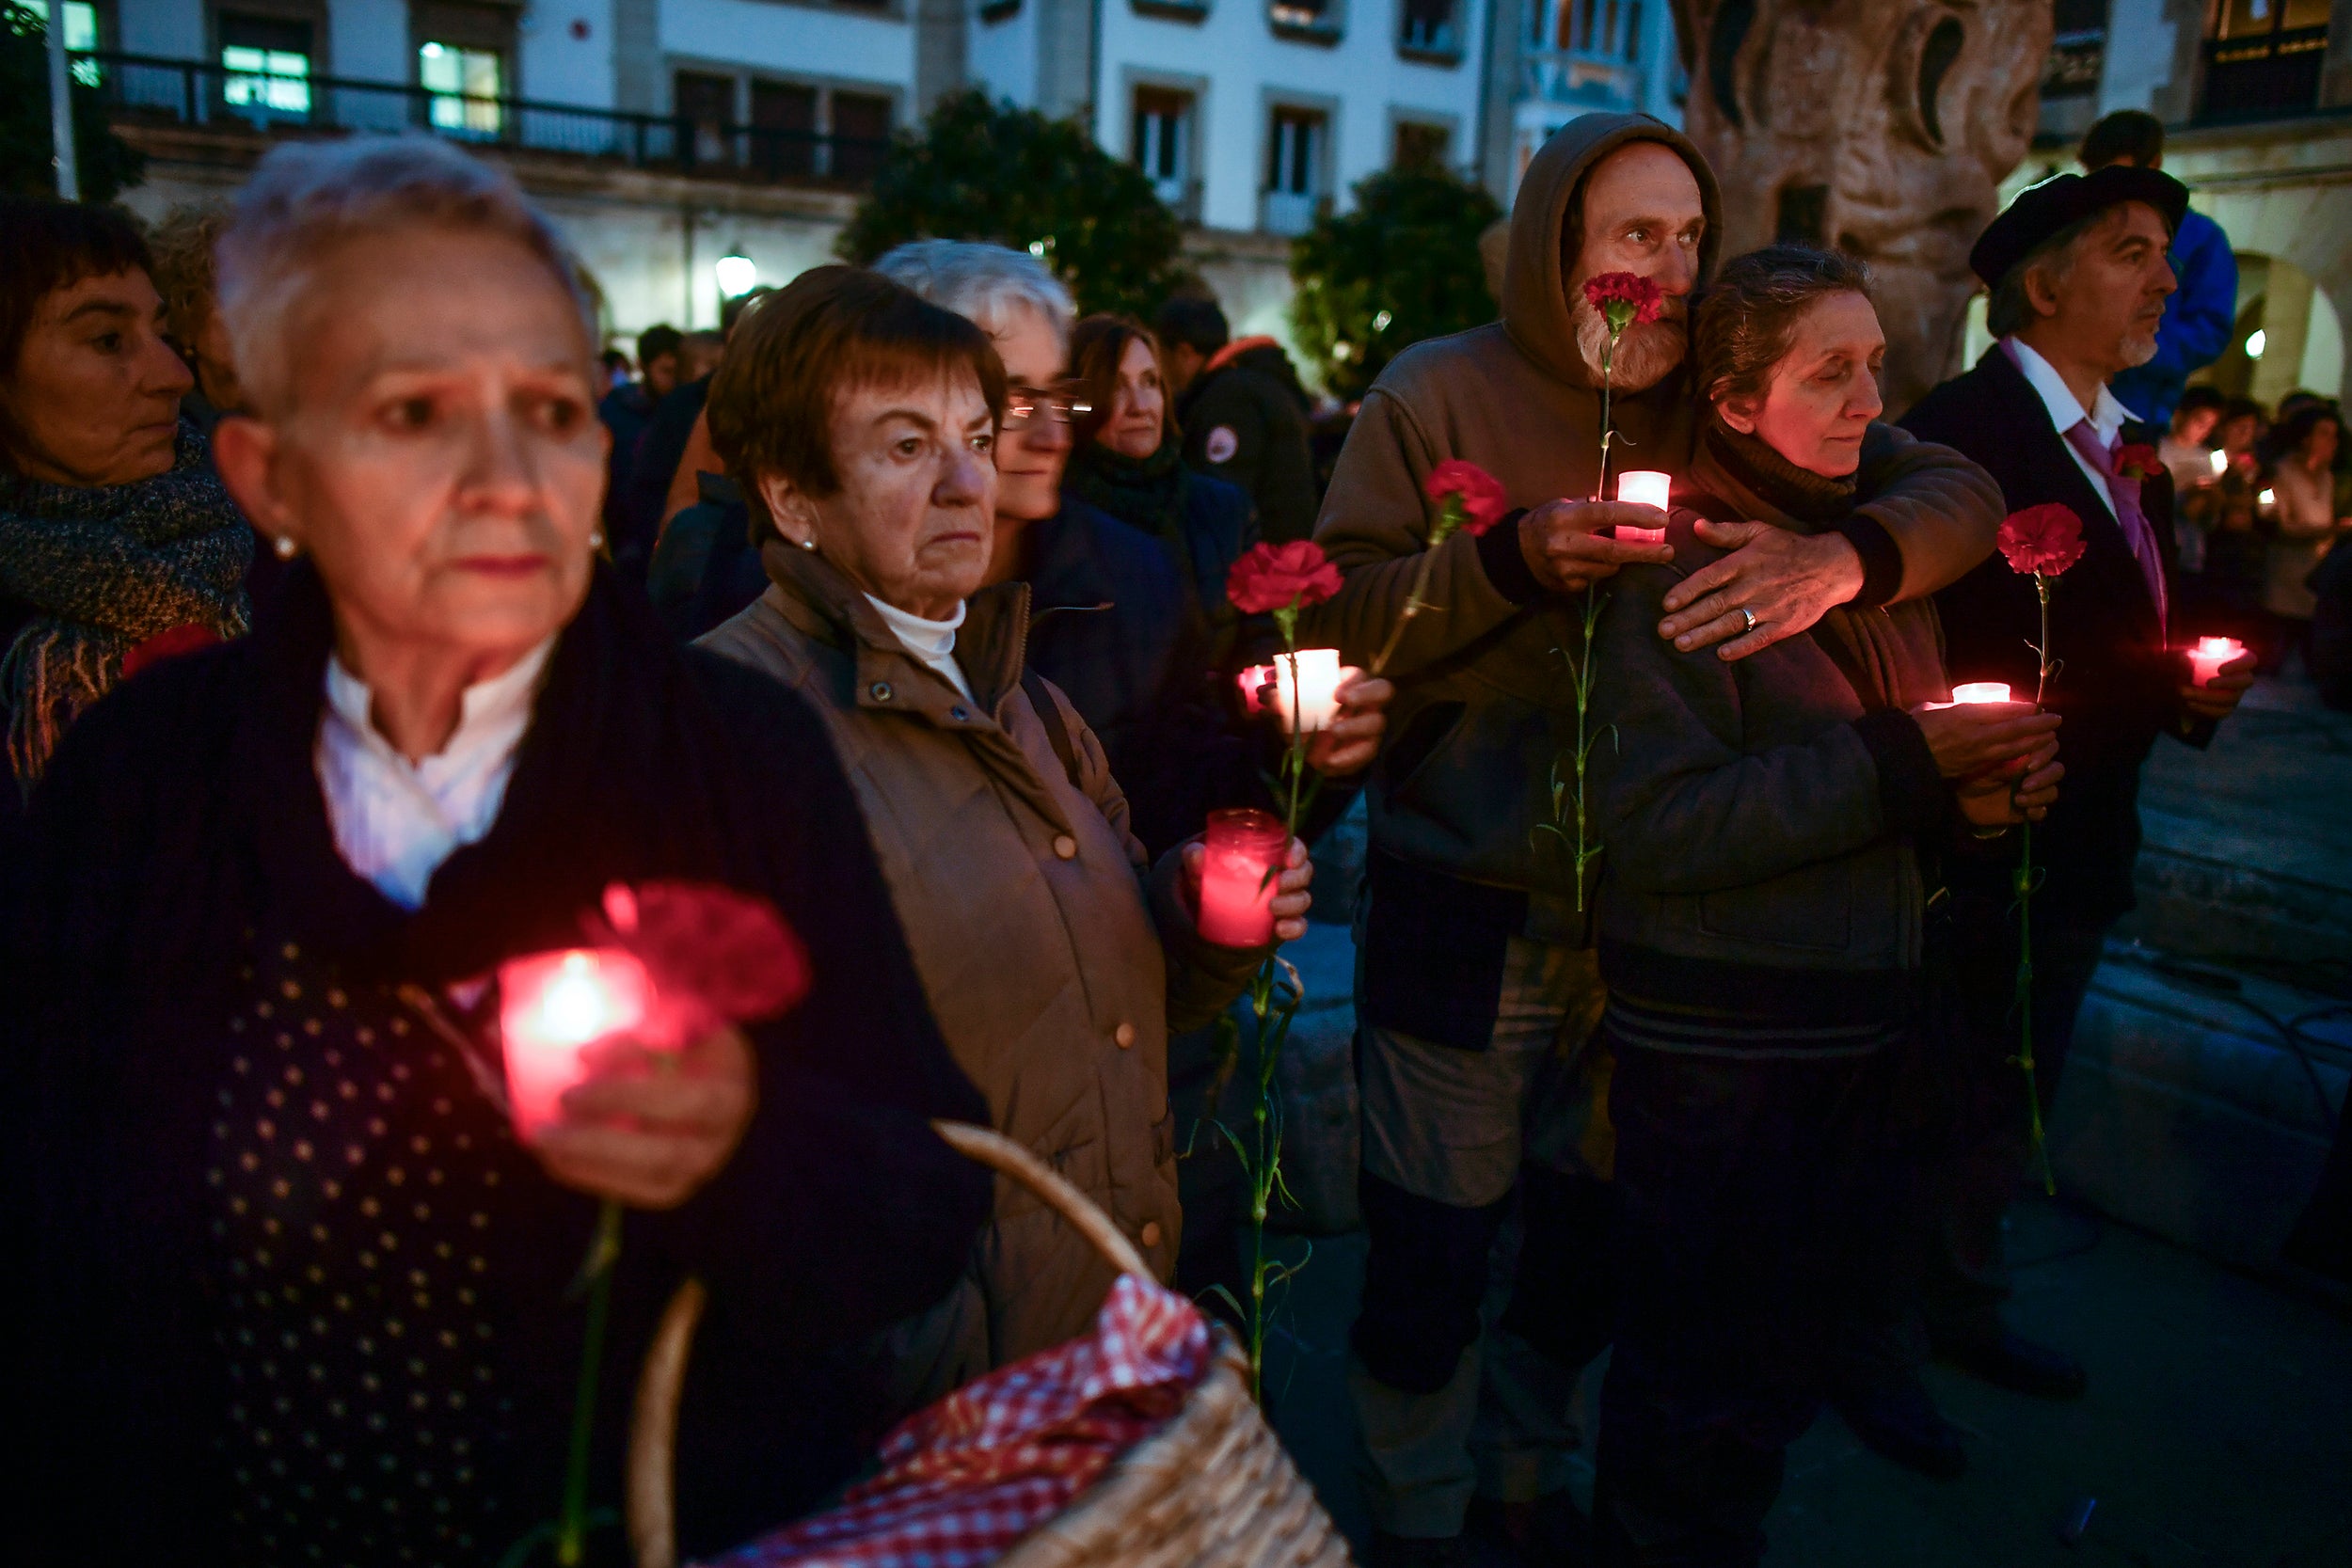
[1371,496,1465,677]
[2012,570,2056,1196]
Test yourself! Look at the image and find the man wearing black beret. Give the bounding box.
[1839,166,2257,1475]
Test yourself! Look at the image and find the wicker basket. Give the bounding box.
[623,1119,1355,1568]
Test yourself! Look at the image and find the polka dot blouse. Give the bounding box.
[209,934,542,1565]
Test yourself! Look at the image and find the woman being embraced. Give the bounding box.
[5,139,989,1564]
[1586,246,2065,1565]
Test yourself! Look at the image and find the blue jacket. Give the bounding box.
[2111,206,2237,424]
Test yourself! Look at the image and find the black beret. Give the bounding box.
[1970,166,2191,290]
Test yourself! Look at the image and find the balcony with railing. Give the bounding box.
[1521,0,1645,111]
[72,52,890,189]
[2198,23,2330,122]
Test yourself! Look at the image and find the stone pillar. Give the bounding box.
[914,0,969,118]
[1674,0,2053,415]
[1035,0,1099,123]
[1480,0,1530,205]
[611,0,660,115]
[2324,0,2352,108]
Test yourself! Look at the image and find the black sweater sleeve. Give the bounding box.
[661,655,991,1350]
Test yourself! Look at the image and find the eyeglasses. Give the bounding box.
[1004,382,1094,430]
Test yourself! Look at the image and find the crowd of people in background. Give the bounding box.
[0,97,2341,1568]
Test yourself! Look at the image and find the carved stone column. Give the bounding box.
[1672,0,2054,413]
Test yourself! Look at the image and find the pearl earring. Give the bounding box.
[588,529,606,551]
[273,534,297,560]
[799,536,818,552]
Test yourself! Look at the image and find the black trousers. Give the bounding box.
[1594,1040,1904,1568]
[1918,890,2114,1349]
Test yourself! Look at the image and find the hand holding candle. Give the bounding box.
[1186,811,1314,947]
[1911,695,2062,785]
[2186,635,2248,687]
[1613,470,1671,543]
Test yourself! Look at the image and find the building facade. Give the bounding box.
[55,0,1499,356]
[1973,0,2352,407]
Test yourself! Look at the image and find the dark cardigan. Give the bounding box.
[1,563,992,1562]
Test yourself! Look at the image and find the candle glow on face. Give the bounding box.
[499,949,653,1141]
[1615,470,1670,543]
[2187,635,2247,686]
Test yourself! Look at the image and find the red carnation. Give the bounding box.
[2116,442,2162,483]
[1424,459,1509,537]
[120,622,223,679]
[1997,503,2088,578]
[583,879,810,1049]
[1227,540,1343,615]
[1582,271,1665,329]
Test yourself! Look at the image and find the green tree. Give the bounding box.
[1,7,143,202]
[839,89,1186,320]
[1290,163,1500,404]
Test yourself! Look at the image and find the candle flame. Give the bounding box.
[528,953,628,1048]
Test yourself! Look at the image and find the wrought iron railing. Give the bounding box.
[2197,24,2329,124]
[72,51,891,188]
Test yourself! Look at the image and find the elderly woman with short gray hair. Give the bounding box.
[4,137,990,1563]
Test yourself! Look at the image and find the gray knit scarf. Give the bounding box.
[0,424,251,793]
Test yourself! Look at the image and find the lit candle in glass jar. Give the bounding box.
[1615,470,1671,543]
[1925,681,2016,710]
[1235,663,1274,715]
[1196,809,1288,947]
[2208,448,2229,477]
[2186,635,2248,686]
[1263,648,1357,735]
[499,948,654,1141]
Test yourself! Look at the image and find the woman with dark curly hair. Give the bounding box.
[0,197,250,807]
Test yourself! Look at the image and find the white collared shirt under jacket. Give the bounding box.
[314,640,554,910]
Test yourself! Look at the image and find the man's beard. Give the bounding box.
[2119,326,2160,371]
[1573,291,1689,392]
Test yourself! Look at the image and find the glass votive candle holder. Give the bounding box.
[1615,469,1670,543]
[1197,808,1288,948]
[499,948,654,1142]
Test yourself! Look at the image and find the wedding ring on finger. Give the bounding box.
[1740,607,1759,634]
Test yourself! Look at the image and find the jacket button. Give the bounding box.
[1052,834,1077,860]
[869,681,892,703]
[1139,1220,1163,1249]
[1114,1022,1136,1050]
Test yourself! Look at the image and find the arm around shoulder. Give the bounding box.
[1851,422,2003,604]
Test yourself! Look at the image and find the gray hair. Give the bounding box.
[870,239,1073,347]
[217,135,593,413]
[1985,208,2112,339]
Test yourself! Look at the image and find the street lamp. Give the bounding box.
[714,252,757,298]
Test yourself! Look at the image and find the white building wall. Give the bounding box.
[965,3,1039,105]
[519,1,619,107]
[114,0,202,58]
[660,0,916,101]
[1092,0,1487,234]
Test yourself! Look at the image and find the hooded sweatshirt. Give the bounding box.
[1306,112,2001,942]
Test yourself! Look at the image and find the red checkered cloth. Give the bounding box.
[711,1275,1214,1568]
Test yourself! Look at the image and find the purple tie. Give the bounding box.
[2063,419,2168,634]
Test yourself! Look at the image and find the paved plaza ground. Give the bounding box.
[1245,671,2352,1566]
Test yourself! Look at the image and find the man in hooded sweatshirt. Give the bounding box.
[1304,113,2005,1567]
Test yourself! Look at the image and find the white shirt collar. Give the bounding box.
[316,639,555,909]
[324,640,552,758]
[2004,336,2139,442]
